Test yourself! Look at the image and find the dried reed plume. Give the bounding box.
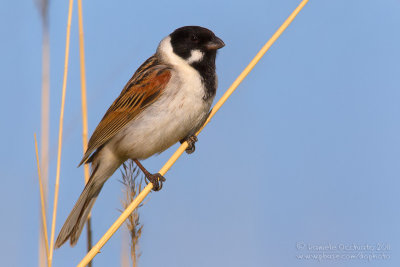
[120,160,144,267]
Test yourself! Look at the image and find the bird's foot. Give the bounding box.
[145,173,166,191]
[182,135,198,154]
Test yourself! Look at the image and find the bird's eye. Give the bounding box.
[191,35,199,43]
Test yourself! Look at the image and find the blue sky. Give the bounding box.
[1,0,399,266]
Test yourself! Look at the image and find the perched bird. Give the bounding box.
[55,26,225,248]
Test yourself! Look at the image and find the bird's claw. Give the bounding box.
[185,135,198,154]
[145,173,166,191]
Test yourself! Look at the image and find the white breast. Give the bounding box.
[110,37,214,160]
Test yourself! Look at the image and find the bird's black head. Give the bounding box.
[169,26,225,66]
[158,26,224,100]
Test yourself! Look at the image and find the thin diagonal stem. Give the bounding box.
[34,134,50,267]
[48,0,74,265]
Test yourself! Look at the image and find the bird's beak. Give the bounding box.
[205,36,225,50]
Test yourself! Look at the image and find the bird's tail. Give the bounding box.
[55,155,120,248]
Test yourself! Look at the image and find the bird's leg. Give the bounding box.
[133,159,166,191]
[180,135,198,154]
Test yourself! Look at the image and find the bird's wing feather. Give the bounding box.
[79,56,172,166]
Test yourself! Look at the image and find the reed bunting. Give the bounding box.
[55,26,225,248]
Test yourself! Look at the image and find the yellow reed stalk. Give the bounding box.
[77,0,90,185]
[78,1,309,265]
[34,134,50,267]
[77,0,93,262]
[48,0,74,265]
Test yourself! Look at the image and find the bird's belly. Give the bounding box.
[112,87,212,160]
